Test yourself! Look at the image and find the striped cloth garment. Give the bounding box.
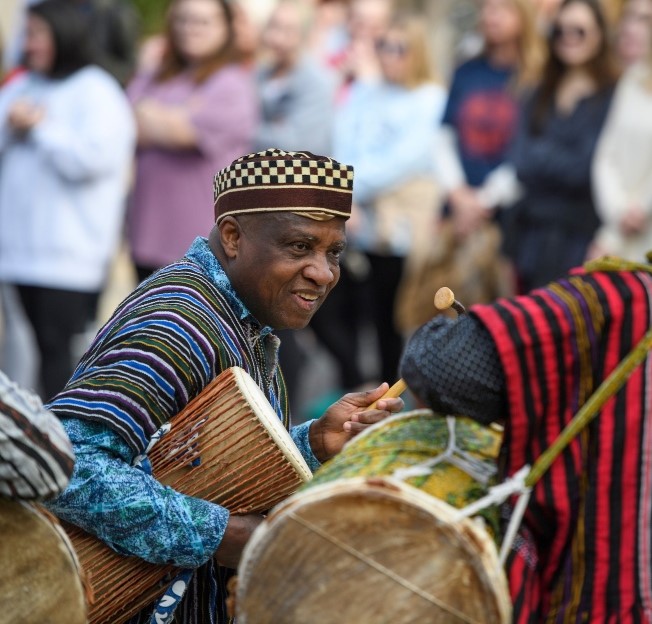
[46,237,306,624]
[49,237,291,456]
[0,369,74,500]
[472,266,652,623]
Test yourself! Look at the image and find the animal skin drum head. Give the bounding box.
[0,499,87,624]
[236,477,511,624]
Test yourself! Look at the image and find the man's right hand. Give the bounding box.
[214,513,265,569]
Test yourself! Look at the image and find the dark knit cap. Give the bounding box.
[214,148,354,223]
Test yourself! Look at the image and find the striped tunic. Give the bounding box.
[0,369,74,500]
[46,237,319,624]
[472,267,652,623]
[50,239,291,453]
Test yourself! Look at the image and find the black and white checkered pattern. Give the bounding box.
[213,149,354,202]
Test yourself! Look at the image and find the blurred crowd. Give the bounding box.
[0,0,650,419]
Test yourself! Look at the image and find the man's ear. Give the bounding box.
[217,217,242,259]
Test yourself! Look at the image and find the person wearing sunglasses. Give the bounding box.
[331,12,447,389]
[492,0,620,293]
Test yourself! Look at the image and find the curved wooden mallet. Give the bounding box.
[366,287,466,410]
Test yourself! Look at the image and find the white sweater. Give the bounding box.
[0,66,135,291]
[592,63,652,262]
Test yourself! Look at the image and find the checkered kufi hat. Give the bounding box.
[214,149,354,223]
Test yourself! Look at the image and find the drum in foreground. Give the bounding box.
[0,499,87,624]
[65,366,312,624]
[309,409,503,537]
[236,410,511,624]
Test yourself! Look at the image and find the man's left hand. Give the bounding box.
[309,383,404,463]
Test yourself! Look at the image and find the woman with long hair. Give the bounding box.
[502,0,619,291]
[592,0,652,262]
[126,0,257,281]
[0,0,135,399]
[436,0,545,238]
[330,12,447,387]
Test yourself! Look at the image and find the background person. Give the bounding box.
[615,0,652,67]
[254,0,336,156]
[500,0,619,292]
[126,0,257,283]
[331,0,394,103]
[331,12,447,387]
[0,0,136,400]
[435,0,545,240]
[591,16,652,263]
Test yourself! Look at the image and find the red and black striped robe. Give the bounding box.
[472,267,652,623]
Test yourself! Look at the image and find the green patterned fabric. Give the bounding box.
[306,410,503,538]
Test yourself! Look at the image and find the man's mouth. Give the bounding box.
[297,292,319,302]
[293,291,322,311]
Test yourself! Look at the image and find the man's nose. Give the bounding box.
[304,254,335,285]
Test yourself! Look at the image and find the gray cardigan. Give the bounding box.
[255,56,337,156]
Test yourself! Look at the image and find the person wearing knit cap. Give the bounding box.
[43,148,403,624]
[399,253,652,622]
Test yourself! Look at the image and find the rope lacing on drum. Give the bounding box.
[391,416,497,486]
[451,464,532,566]
[287,511,485,624]
[133,423,172,468]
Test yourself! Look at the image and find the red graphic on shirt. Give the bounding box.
[458,91,518,159]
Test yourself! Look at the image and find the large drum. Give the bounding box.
[0,499,87,624]
[236,409,511,624]
[65,366,312,624]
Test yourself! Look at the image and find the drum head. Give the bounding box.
[0,499,87,624]
[230,367,312,483]
[237,477,511,624]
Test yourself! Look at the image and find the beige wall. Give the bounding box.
[0,0,22,70]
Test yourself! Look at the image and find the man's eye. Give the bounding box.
[291,242,309,252]
[330,248,344,259]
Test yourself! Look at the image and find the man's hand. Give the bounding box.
[309,383,404,463]
[214,513,264,569]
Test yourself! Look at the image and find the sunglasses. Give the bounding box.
[551,24,589,41]
[376,40,409,57]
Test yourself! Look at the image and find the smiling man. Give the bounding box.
[43,148,403,624]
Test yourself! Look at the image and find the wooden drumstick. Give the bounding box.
[434,286,466,316]
[366,287,465,411]
[366,379,407,411]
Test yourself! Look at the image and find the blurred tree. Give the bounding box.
[132,0,167,36]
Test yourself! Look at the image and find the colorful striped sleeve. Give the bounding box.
[49,266,239,454]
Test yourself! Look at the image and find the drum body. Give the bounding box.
[236,409,511,624]
[0,499,87,624]
[65,366,312,624]
[309,409,502,537]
